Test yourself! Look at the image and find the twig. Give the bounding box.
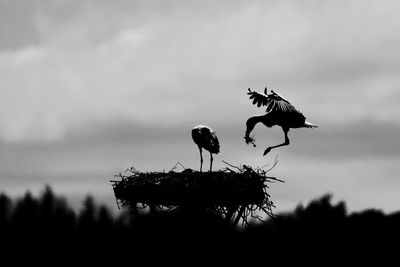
[125,166,138,174]
[265,176,285,183]
[255,163,270,172]
[221,167,236,173]
[264,155,279,173]
[222,160,242,172]
[169,162,187,172]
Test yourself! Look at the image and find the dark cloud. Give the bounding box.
[290,58,400,86]
[0,0,246,50]
[3,118,397,161]
[1,118,400,213]
[288,120,400,159]
[0,0,88,50]
[0,1,41,50]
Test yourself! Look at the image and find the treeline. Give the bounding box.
[0,186,398,261]
[0,186,237,258]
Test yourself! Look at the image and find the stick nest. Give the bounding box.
[111,160,284,225]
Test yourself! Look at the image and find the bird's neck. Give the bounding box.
[245,115,265,138]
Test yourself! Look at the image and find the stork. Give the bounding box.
[245,87,317,156]
[192,125,220,172]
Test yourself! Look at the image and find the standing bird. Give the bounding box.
[245,87,317,156]
[192,125,220,172]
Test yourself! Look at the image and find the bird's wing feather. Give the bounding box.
[248,89,269,107]
[247,88,297,113]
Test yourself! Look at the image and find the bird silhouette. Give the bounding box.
[245,87,317,156]
[192,125,220,172]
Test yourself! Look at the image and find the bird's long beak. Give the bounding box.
[244,135,256,147]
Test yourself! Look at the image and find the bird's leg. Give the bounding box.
[263,127,290,156]
[199,146,203,172]
[209,152,213,172]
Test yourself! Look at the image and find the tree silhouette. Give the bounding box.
[0,187,398,262]
[0,193,12,251]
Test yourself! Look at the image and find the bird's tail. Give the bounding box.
[304,121,318,128]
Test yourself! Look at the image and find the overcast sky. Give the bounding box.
[1,0,400,213]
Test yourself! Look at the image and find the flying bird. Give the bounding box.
[192,125,220,172]
[245,87,317,156]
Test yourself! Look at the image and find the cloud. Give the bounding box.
[0,0,400,144]
[271,155,400,213]
[1,0,400,214]
[0,0,41,50]
[287,120,400,159]
[2,118,400,213]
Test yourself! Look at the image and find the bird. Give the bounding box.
[245,87,317,156]
[192,125,220,172]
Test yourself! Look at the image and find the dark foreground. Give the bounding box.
[0,186,398,263]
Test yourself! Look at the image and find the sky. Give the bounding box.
[1,0,400,214]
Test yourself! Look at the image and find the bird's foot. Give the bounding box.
[263,147,272,156]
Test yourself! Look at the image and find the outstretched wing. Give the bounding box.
[247,88,298,113]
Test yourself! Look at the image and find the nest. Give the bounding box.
[111,160,284,225]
